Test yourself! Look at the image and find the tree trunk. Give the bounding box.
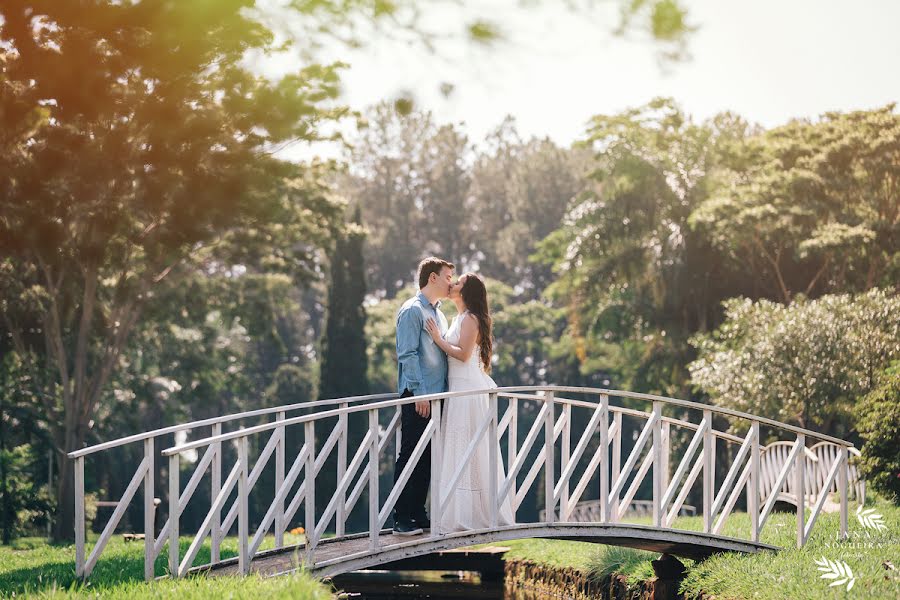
[52,416,85,542]
[53,450,75,542]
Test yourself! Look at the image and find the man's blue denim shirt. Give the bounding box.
[396,291,449,396]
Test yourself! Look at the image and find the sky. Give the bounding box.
[262,0,900,159]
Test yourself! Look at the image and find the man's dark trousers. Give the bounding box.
[393,389,430,523]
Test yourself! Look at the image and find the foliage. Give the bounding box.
[0,444,53,543]
[688,289,900,436]
[365,286,412,394]
[538,98,754,397]
[319,207,369,399]
[0,352,53,543]
[615,0,694,62]
[266,364,319,407]
[690,105,900,303]
[0,0,347,539]
[470,119,592,297]
[855,363,900,503]
[343,104,472,297]
[587,546,656,583]
[343,109,590,301]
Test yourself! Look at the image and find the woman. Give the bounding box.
[425,273,515,532]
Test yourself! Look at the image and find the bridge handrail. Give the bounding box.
[161,386,855,457]
[74,383,862,581]
[67,392,398,459]
[549,395,745,445]
[548,387,855,447]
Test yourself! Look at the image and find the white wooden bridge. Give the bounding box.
[68,386,863,581]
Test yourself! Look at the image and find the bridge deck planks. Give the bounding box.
[200,523,777,579]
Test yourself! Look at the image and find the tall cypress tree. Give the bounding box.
[319,207,369,399]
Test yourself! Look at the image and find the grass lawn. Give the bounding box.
[481,496,899,599]
[675,496,899,599]
[4,498,897,599]
[0,533,330,599]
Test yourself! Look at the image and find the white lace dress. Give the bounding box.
[437,311,515,533]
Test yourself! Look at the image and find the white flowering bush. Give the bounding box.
[688,289,900,436]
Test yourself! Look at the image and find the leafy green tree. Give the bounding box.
[344,105,475,296]
[266,365,319,407]
[0,0,352,539]
[470,121,592,297]
[1,352,53,542]
[420,124,472,269]
[538,99,753,396]
[688,289,900,437]
[320,207,369,399]
[855,363,900,504]
[0,0,697,540]
[690,106,900,303]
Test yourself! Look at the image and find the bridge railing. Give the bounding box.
[72,386,860,580]
[67,392,397,579]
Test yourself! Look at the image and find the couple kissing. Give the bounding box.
[392,257,515,536]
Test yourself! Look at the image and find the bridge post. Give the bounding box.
[430,397,443,535]
[305,421,317,565]
[275,411,285,548]
[795,433,805,548]
[75,456,85,578]
[211,423,222,563]
[702,409,713,533]
[652,402,663,528]
[337,404,348,537]
[238,436,250,575]
[168,453,180,577]
[560,402,570,521]
[368,409,379,550]
[489,393,499,527]
[839,445,848,539]
[749,421,760,543]
[508,398,518,504]
[662,421,671,493]
[610,410,621,522]
[143,438,155,581]
[544,391,556,523]
[599,395,609,523]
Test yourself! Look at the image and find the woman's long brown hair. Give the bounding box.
[460,273,493,373]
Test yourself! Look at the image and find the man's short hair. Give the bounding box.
[417,257,455,289]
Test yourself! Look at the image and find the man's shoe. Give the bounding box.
[412,514,431,531]
[392,520,424,537]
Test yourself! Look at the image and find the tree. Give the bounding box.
[343,105,478,296]
[470,121,592,297]
[0,0,344,540]
[537,99,754,397]
[419,124,472,269]
[690,106,900,303]
[319,207,369,399]
[688,289,900,437]
[0,0,697,541]
[344,105,435,298]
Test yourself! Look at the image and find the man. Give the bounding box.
[392,257,454,536]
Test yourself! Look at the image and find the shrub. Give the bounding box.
[689,289,900,436]
[855,363,900,504]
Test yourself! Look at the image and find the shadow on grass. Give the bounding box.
[0,539,237,597]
